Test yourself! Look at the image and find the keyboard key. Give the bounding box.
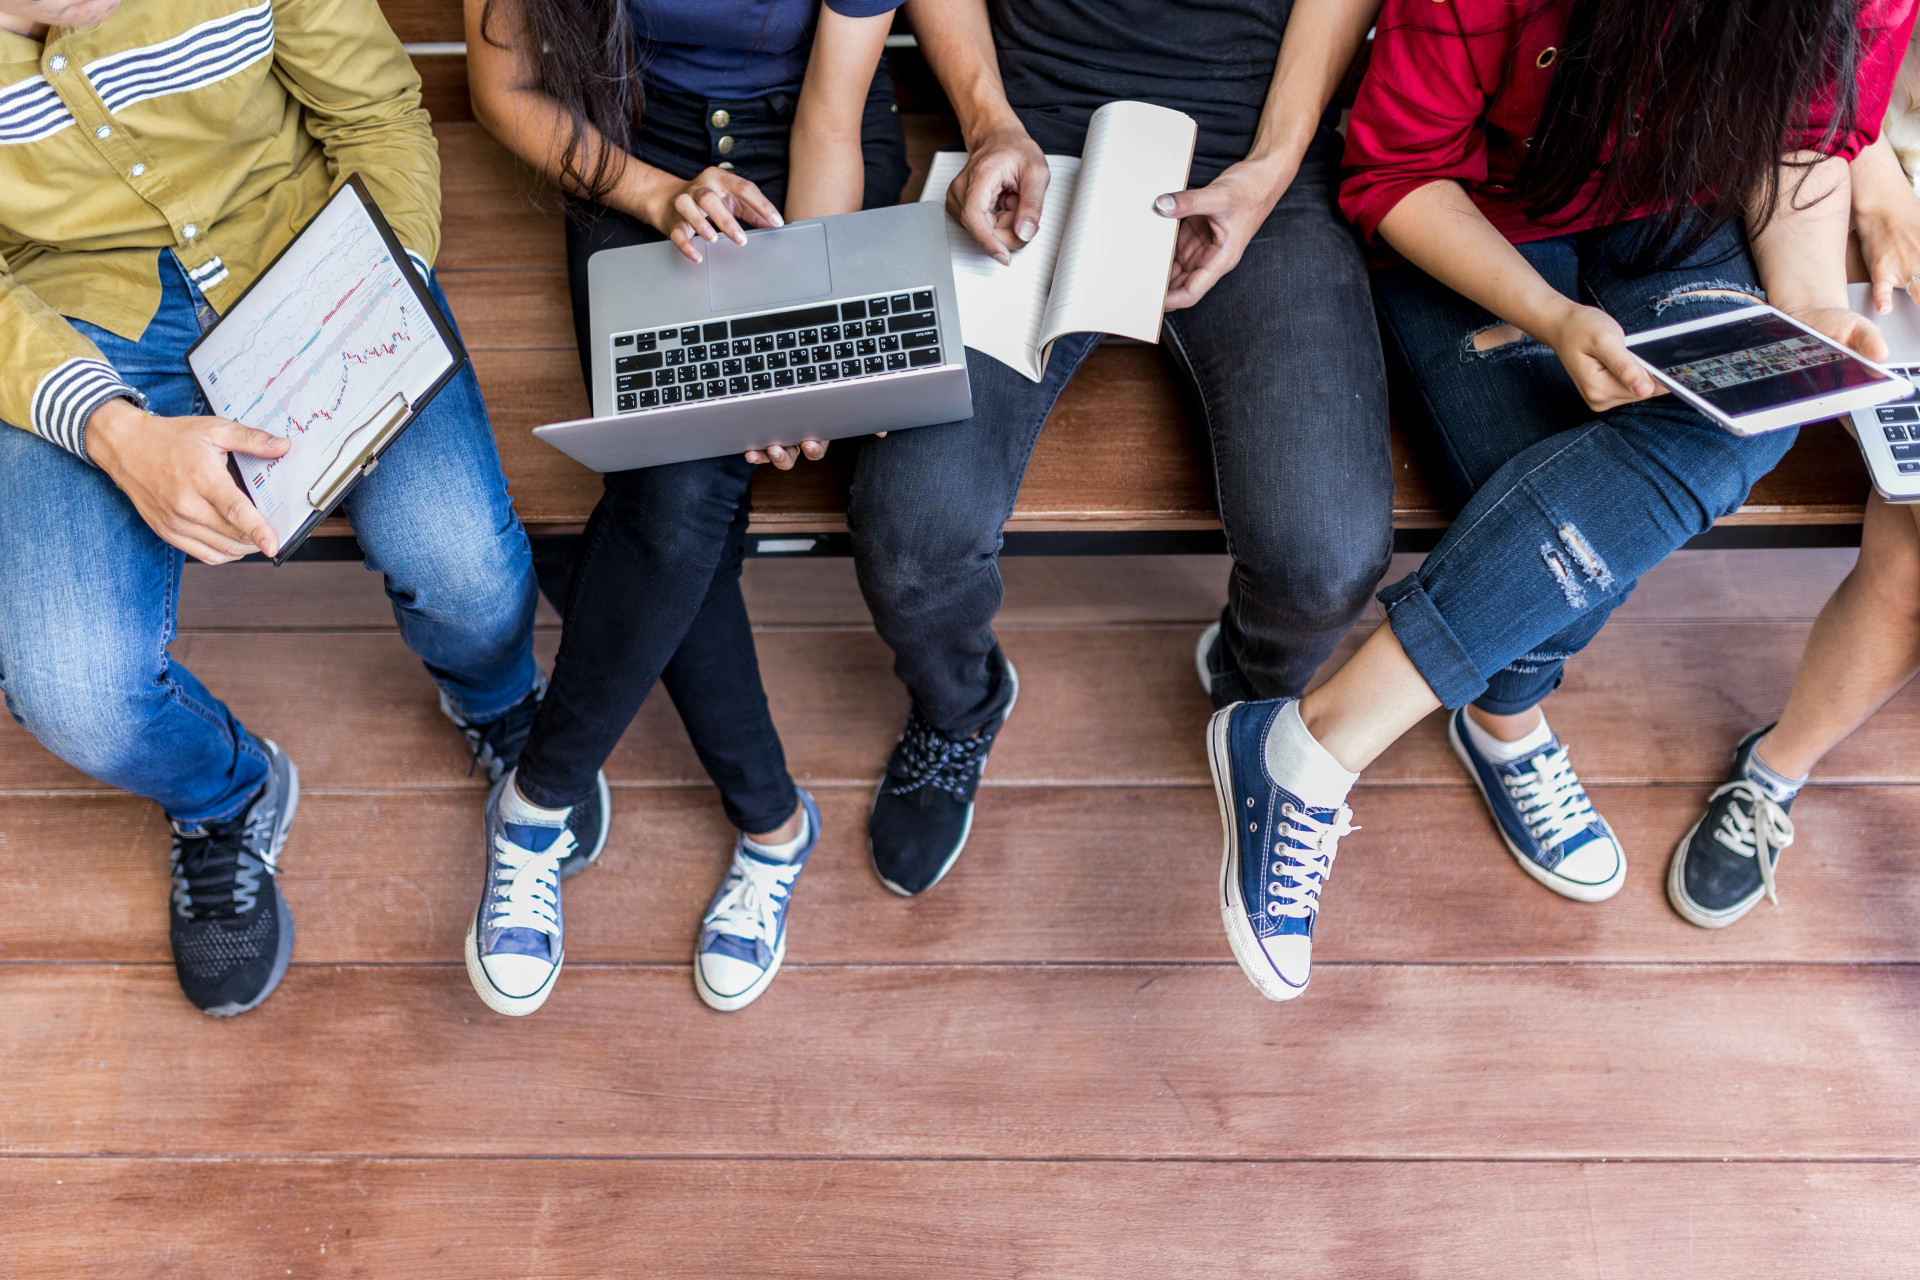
[706,379,729,398]
[890,293,911,312]
[684,383,705,401]
[1887,425,1909,442]
[615,352,663,372]
[818,362,840,380]
[880,334,901,352]
[841,300,867,320]
[888,311,937,333]
[812,345,832,361]
[688,344,709,360]
[729,376,750,395]
[638,336,656,352]
[834,342,854,359]
[660,385,682,404]
[662,328,682,341]
[791,349,810,365]
[754,335,775,352]
[703,321,728,342]
[842,360,863,377]
[821,324,841,341]
[745,355,766,373]
[729,303,839,337]
[776,332,798,349]
[665,348,686,366]
[908,347,941,367]
[863,356,886,374]
[732,339,753,356]
[798,328,819,344]
[700,362,721,378]
[752,372,773,391]
[796,365,818,385]
[617,392,637,411]
[901,330,939,348]
[1893,442,1920,460]
[1878,405,1920,422]
[767,352,788,369]
[678,366,699,383]
[680,326,701,343]
[616,372,652,391]
[912,290,933,310]
[637,388,659,407]
[614,333,634,347]
[863,318,885,336]
[886,352,907,370]
[721,359,742,376]
[774,369,795,387]
[869,296,890,316]
[1902,462,1920,474]
[857,339,877,356]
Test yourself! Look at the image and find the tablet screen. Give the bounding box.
[1632,312,1892,417]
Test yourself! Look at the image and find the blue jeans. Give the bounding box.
[848,129,1394,733]
[1371,218,1797,713]
[0,254,539,822]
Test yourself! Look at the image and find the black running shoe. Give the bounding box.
[168,739,299,1016]
[442,676,609,880]
[869,659,1018,896]
[1667,728,1797,929]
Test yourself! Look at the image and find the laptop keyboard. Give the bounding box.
[608,289,945,413]
[1869,364,1920,474]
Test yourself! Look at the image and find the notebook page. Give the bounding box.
[920,150,1082,382]
[1038,101,1197,353]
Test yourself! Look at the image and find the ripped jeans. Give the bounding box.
[1370,216,1795,713]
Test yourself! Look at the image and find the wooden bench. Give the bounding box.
[324,3,1873,557]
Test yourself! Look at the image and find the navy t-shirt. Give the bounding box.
[989,0,1292,183]
[635,0,906,98]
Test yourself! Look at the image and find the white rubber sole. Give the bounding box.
[464,918,563,1016]
[1447,716,1625,904]
[1206,707,1308,1003]
[1195,621,1221,699]
[693,934,787,1012]
[870,662,1018,898]
[1664,817,1762,929]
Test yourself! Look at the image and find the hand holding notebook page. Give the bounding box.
[920,100,1198,381]
[186,178,466,561]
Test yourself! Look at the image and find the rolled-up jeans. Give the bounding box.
[1371,216,1798,713]
[0,252,539,823]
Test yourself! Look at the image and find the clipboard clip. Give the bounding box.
[307,392,411,511]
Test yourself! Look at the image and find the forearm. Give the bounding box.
[1750,153,1852,313]
[1242,0,1381,184]
[1375,179,1576,337]
[903,0,1024,145]
[785,8,891,220]
[1851,132,1914,222]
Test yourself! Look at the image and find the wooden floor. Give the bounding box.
[5,550,1920,1276]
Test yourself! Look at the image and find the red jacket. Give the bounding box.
[1340,0,1919,245]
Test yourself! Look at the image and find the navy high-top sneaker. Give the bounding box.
[1667,727,1798,928]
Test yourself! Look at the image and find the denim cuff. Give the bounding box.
[1377,571,1489,710]
[32,358,147,462]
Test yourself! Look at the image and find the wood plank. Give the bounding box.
[3,1157,1915,1278]
[412,52,470,122]
[435,124,564,273]
[437,269,569,351]
[380,0,463,43]
[2,964,1916,1157]
[8,783,1919,966]
[7,620,1920,791]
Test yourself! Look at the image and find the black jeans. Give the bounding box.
[847,128,1394,733]
[515,70,909,829]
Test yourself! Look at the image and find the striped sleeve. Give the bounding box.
[31,357,145,458]
[0,260,144,462]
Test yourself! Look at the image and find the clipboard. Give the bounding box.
[186,175,469,565]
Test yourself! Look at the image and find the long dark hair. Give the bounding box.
[480,0,642,203]
[1517,0,1861,266]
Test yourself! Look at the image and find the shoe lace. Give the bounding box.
[1502,745,1598,849]
[887,705,995,799]
[459,687,543,779]
[1270,802,1357,920]
[706,853,804,949]
[485,829,567,935]
[1709,780,1796,905]
[171,804,273,921]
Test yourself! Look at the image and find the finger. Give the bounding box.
[767,443,799,471]
[725,177,784,229]
[1597,343,1655,399]
[955,171,1016,264]
[697,189,748,246]
[670,223,705,264]
[1874,269,1896,316]
[208,421,289,457]
[674,193,719,244]
[204,479,278,558]
[1850,316,1891,362]
[1154,188,1212,220]
[1011,156,1051,243]
[743,449,768,464]
[799,438,827,461]
[171,507,260,563]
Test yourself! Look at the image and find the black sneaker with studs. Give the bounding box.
[442,675,610,880]
[168,739,299,1016]
[869,658,1019,896]
[1667,727,1798,928]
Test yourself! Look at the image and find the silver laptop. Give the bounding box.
[1848,282,1920,502]
[534,201,971,472]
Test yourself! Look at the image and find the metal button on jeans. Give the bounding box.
[716,135,735,155]
[710,109,730,128]
[719,161,735,172]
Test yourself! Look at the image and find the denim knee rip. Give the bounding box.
[1650,282,1766,317]
[1538,522,1615,609]
[1461,321,1547,361]
[1502,645,1581,676]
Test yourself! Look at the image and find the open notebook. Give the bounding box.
[919,100,1197,381]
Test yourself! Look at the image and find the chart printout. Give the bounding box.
[193,186,456,543]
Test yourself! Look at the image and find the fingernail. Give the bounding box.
[1016,219,1037,241]
[772,213,786,227]
[1154,195,1177,215]
[994,252,1011,266]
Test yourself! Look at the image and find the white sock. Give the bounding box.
[743,805,810,862]
[1463,709,1555,764]
[1264,701,1359,808]
[500,768,570,827]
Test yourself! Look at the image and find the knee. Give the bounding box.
[599,458,750,567]
[1233,517,1390,626]
[853,502,1000,611]
[379,513,536,631]
[2,645,162,780]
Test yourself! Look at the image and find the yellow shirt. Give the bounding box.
[0,0,439,457]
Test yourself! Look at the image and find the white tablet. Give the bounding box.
[1623,303,1910,436]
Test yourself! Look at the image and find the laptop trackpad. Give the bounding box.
[707,223,832,312]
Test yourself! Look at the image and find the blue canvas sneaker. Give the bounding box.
[1667,728,1797,928]
[1206,699,1357,1001]
[1447,709,1626,902]
[465,777,574,1016]
[442,673,610,881]
[694,789,822,1012]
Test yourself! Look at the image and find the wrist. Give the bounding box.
[959,106,1032,155]
[83,396,146,471]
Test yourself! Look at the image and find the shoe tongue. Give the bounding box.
[505,821,562,853]
[490,926,554,959]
